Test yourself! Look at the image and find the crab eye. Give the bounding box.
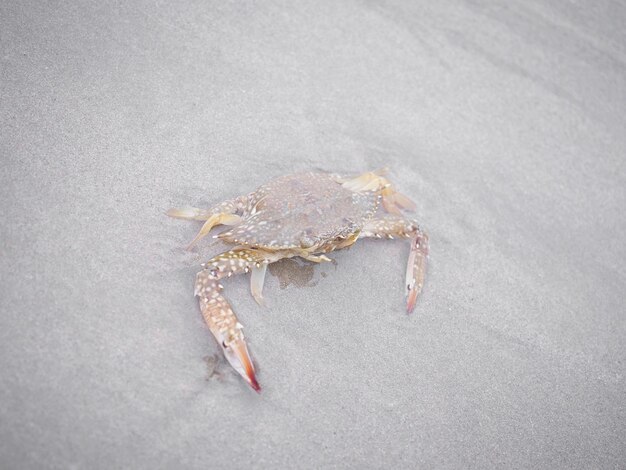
[222,340,229,349]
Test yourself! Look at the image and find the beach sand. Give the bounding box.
[1,1,625,468]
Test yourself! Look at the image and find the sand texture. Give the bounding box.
[1,1,625,468]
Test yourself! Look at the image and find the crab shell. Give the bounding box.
[218,172,380,252]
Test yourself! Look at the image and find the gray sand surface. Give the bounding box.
[1,1,625,468]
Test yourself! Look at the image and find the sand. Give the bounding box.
[1,1,625,468]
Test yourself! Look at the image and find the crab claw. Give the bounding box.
[222,338,261,392]
[406,230,429,313]
[406,284,418,313]
[196,271,262,393]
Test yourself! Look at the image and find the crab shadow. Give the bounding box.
[268,257,338,290]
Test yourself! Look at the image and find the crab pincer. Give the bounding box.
[406,230,429,313]
[196,269,261,392]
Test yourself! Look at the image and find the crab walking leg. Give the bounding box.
[167,196,247,249]
[167,196,246,221]
[185,214,242,250]
[381,191,417,215]
[195,248,274,391]
[340,170,416,215]
[360,216,429,313]
[302,253,332,263]
[341,169,390,192]
[250,264,267,306]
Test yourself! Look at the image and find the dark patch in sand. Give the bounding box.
[203,354,224,381]
[268,258,319,289]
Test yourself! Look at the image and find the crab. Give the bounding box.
[168,169,429,392]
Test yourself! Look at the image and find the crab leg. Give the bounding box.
[185,214,242,250]
[250,264,267,306]
[302,253,332,263]
[167,196,247,249]
[341,170,416,215]
[360,216,429,313]
[340,169,390,192]
[196,248,274,391]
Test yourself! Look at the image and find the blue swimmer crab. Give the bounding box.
[168,169,429,391]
